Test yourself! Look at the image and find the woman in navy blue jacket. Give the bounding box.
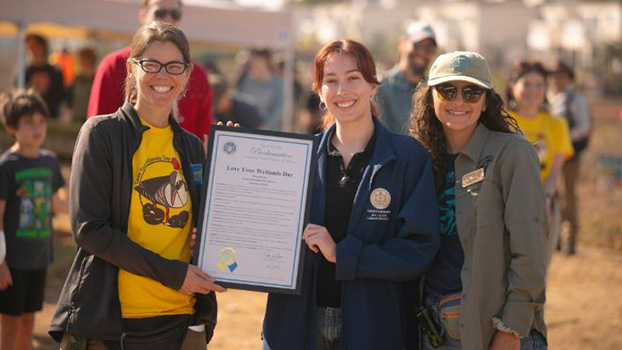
[262,39,439,350]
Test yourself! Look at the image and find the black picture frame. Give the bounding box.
[193,125,317,295]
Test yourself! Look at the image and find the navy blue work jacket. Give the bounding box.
[263,118,440,350]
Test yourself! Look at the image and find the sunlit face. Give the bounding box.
[140,0,182,26]
[129,41,190,110]
[7,113,47,150]
[319,53,377,125]
[512,71,546,110]
[432,80,487,136]
[401,38,437,76]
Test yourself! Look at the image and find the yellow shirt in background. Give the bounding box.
[512,111,574,180]
[118,117,195,318]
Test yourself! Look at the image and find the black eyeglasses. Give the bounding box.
[131,59,189,75]
[434,84,486,103]
[154,8,182,21]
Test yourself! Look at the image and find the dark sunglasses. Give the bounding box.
[413,41,437,54]
[131,59,189,75]
[154,8,182,21]
[434,84,486,103]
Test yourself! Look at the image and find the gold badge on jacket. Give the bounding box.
[370,188,391,210]
[461,168,485,187]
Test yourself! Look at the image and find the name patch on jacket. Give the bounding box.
[367,209,391,221]
[461,168,484,188]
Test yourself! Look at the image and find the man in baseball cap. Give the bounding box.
[377,21,438,134]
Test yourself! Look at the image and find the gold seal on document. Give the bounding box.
[370,188,391,210]
[218,247,237,266]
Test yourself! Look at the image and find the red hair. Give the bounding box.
[312,40,380,129]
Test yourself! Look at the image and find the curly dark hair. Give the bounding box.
[409,82,521,191]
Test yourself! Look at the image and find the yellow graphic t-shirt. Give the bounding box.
[118,117,195,318]
[512,111,574,180]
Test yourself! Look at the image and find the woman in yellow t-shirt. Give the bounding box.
[50,22,225,350]
[506,60,573,266]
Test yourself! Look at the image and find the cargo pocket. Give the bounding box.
[439,293,462,340]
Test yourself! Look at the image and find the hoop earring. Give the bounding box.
[319,101,327,111]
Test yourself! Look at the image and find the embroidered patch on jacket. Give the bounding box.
[370,188,391,210]
[477,155,493,172]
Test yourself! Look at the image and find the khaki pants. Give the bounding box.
[60,329,207,350]
[545,196,562,270]
[560,155,581,249]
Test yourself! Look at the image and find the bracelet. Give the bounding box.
[0,229,5,263]
[491,317,521,338]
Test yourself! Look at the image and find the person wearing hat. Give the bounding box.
[410,52,548,350]
[376,21,438,134]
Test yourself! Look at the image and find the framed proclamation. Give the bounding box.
[194,125,317,295]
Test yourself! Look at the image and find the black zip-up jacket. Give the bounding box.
[49,103,217,343]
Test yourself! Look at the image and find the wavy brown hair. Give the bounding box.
[312,39,381,129]
[409,82,521,191]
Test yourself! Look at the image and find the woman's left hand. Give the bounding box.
[302,224,337,263]
[217,121,241,127]
[190,228,197,258]
[205,121,241,153]
[489,331,519,350]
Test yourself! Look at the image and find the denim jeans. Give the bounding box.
[421,294,547,350]
[422,329,547,350]
[262,307,342,350]
[519,330,547,350]
[315,307,342,350]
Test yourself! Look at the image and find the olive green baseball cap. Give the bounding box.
[427,51,493,89]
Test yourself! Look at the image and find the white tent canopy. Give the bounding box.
[0,0,296,130]
[0,0,293,48]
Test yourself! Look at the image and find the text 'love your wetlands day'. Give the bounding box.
[226,166,294,178]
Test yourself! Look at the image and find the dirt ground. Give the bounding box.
[8,101,622,349]
[26,245,622,350]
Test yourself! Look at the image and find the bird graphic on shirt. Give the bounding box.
[135,158,189,228]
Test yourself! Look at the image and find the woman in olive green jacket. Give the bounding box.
[410,51,548,350]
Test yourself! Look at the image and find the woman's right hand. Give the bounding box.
[0,261,12,291]
[179,264,227,295]
[302,224,337,263]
